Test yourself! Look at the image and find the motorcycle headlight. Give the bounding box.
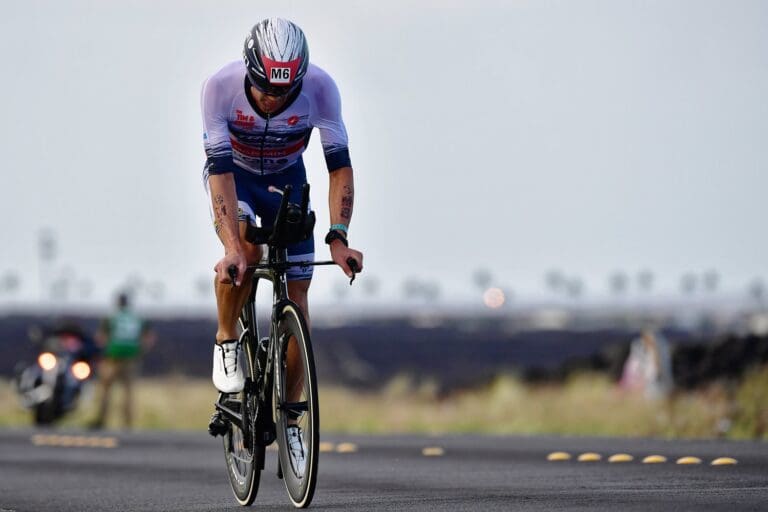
[71,361,91,380]
[38,352,57,371]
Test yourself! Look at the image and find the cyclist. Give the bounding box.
[201,18,363,476]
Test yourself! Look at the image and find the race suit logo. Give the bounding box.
[234,110,255,129]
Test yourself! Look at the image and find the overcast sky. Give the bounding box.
[1,0,766,308]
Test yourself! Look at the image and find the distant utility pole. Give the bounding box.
[38,228,57,303]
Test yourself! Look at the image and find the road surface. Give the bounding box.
[1,429,766,511]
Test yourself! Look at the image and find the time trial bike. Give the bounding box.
[208,183,358,508]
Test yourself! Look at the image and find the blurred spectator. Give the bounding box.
[89,292,155,429]
[620,330,673,400]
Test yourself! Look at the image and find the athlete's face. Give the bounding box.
[250,86,290,113]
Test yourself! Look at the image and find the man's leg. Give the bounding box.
[121,359,136,429]
[286,279,311,403]
[214,222,262,343]
[283,278,311,474]
[93,359,116,428]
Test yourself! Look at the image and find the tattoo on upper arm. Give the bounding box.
[340,185,354,220]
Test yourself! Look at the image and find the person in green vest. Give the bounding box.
[90,292,155,429]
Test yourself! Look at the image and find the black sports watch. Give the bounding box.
[324,230,348,247]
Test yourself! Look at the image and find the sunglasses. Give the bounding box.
[250,79,300,98]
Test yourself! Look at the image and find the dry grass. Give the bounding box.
[2,365,766,439]
[0,375,214,431]
[321,369,766,439]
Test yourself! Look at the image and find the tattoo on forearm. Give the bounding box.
[213,194,228,219]
[340,185,354,220]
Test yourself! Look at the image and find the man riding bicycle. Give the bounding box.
[201,18,363,475]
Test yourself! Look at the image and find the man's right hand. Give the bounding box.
[214,251,247,286]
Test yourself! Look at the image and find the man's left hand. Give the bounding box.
[330,241,363,278]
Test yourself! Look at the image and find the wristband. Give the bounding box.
[325,230,348,247]
[330,223,348,234]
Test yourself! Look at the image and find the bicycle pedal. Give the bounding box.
[208,411,229,438]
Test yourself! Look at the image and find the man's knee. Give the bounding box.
[241,242,263,265]
[238,222,263,264]
[287,280,311,306]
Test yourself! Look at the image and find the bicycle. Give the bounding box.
[208,183,359,508]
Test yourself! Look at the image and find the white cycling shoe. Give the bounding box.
[286,425,307,478]
[212,340,245,393]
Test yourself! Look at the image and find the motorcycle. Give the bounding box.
[14,324,97,425]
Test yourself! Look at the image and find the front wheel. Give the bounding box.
[273,302,319,508]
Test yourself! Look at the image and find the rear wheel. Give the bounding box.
[273,302,319,508]
[223,338,261,506]
[34,400,57,425]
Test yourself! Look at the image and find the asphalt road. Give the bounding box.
[1,429,766,511]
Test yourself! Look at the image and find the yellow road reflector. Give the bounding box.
[676,456,702,465]
[98,437,118,448]
[336,442,358,453]
[30,435,118,449]
[608,453,634,463]
[422,447,445,457]
[642,455,667,464]
[577,452,602,462]
[711,457,738,466]
[319,442,335,453]
[547,451,572,461]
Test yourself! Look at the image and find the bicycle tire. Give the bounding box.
[273,302,319,508]
[34,399,57,425]
[223,334,262,506]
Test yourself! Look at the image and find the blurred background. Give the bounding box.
[1,1,766,438]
